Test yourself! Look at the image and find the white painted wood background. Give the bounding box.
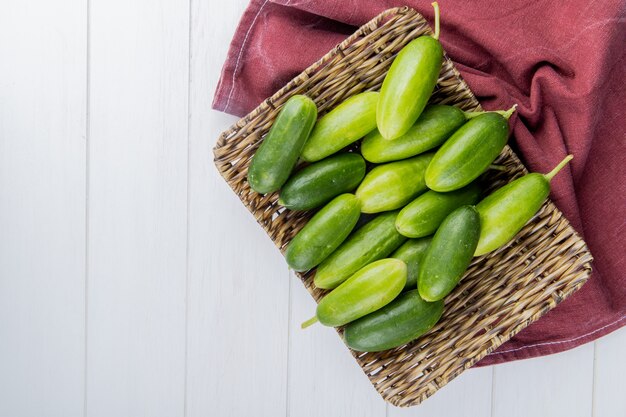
[0,1,624,416]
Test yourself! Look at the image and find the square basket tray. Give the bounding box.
[213,7,593,407]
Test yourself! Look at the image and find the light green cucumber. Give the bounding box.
[302,259,407,328]
[314,211,407,289]
[301,91,379,162]
[285,194,361,271]
[395,182,482,238]
[425,108,515,192]
[377,3,443,140]
[355,153,433,213]
[475,155,573,256]
[361,105,466,163]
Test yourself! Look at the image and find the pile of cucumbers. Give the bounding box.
[247,2,573,352]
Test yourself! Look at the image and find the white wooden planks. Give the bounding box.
[0,1,87,416]
[184,0,291,416]
[0,0,623,416]
[492,343,595,417]
[593,327,626,417]
[86,1,189,416]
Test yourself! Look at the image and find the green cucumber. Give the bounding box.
[314,211,407,289]
[303,259,407,328]
[377,3,443,140]
[425,108,515,192]
[355,153,433,213]
[285,194,361,271]
[361,105,466,163]
[396,182,482,238]
[418,205,480,301]
[475,155,573,256]
[390,238,432,290]
[301,91,379,162]
[344,290,444,352]
[248,95,317,193]
[279,153,366,210]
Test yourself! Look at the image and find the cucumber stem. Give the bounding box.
[431,2,440,40]
[502,104,518,120]
[301,316,319,329]
[488,164,508,172]
[544,154,573,182]
[464,104,517,120]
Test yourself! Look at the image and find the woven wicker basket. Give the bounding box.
[213,7,593,407]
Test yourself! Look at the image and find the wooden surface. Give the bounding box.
[0,1,624,416]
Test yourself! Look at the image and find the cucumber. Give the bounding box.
[355,153,433,213]
[361,105,466,163]
[248,95,317,194]
[390,238,432,290]
[475,155,573,256]
[285,194,361,271]
[304,259,407,328]
[425,109,515,192]
[314,211,407,289]
[300,91,379,162]
[279,153,366,210]
[377,3,443,140]
[395,182,482,238]
[344,290,444,352]
[418,205,480,301]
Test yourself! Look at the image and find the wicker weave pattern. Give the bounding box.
[213,7,592,407]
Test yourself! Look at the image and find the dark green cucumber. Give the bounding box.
[285,194,361,271]
[475,155,573,256]
[361,105,466,163]
[396,182,482,238]
[314,211,407,289]
[301,91,379,162]
[355,153,433,213]
[390,238,432,290]
[248,95,317,193]
[418,205,480,301]
[304,259,407,328]
[344,290,444,352]
[377,3,443,140]
[278,153,366,210]
[425,109,515,192]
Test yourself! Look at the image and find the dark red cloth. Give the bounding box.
[213,0,626,365]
